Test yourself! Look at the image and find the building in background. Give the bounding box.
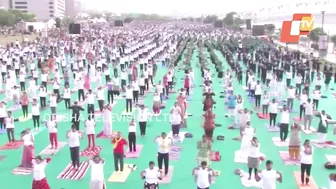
[0,0,11,9]
[65,0,75,17]
[9,0,65,21]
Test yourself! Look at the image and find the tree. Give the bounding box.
[265,24,275,34]
[203,15,217,24]
[61,17,75,28]
[223,12,243,27]
[330,35,336,45]
[0,9,35,26]
[308,27,326,43]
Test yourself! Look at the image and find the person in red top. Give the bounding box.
[203,109,216,141]
[184,75,190,96]
[20,92,29,118]
[112,132,128,174]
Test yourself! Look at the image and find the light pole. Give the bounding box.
[321,11,325,31]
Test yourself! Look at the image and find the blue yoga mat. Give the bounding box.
[0,129,6,134]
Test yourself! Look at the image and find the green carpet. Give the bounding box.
[0,46,335,189]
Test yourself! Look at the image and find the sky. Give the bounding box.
[81,0,336,16]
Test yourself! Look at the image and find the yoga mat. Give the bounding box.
[292,117,303,122]
[257,113,269,119]
[107,164,133,182]
[272,137,289,147]
[39,142,67,155]
[80,146,102,156]
[0,155,5,162]
[96,131,116,139]
[57,161,90,180]
[279,151,300,165]
[325,155,336,162]
[167,131,187,143]
[293,172,318,189]
[239,170,263,188]
[12,167,33,175]
[264,124,280,132]
[0,129,6,134]
[311,140,336,148]
[18,113,32,122]
[234,150,265,164]
[0,140,23,150]
[169,146,182,160]
[8,105,21,111]
[158,166,174,184]
[121,109,135,116]
[125,145,143,158]
[300,127,316,135]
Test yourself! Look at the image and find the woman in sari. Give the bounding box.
[203,109,215,140]
[203,93,215,112]
[176,92,186,120]
[316,110,329,144]
[20,128,34,168]
[152,91,161,115]
[197,135,212,166]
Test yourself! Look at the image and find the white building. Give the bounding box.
[10,0,65,21]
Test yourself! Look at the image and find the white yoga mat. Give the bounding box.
[39,142,67,155]
[239,170,263,188]
[326,155,336,162]
[272,137,289,147]
[167,131,187,143]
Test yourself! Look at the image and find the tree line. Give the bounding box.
[0,9,35,26]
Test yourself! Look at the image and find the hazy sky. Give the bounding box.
[81,0,336,16]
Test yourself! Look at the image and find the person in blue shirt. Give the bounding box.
[227,92,237,118]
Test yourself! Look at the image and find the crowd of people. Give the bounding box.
[0,20,336,189]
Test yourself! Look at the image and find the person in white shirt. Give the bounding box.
[96,87,105,111]
[63,85,71,109]
[261,91,270,116]
[254,81,262,108]
[312,88,321,110]
[299,90,308,120]
[125,85,133,113]
[154,132,173,176]
[66,125,83,170]
[128,118,137,152]
[269,99,278,128]
[49,93,57,115]
[5,111,15,145]
[20,128,34,168]
[152,92,161,115]
[85,117,96,149]
[19,71,26,91]
[295,74,303,95]
[139,74,146,95]
[0,102,6,130]
[141,161,162,189]
[287,86,296,112]
[192,161,214,189]
[247,137,260,180]
[132,80,139,104]
[300,140,313,186]
[255,160,283,189]
[137,104,149,136]
[285,70,292,87]
[89,155,106,189]
[52,77,61,101]
[303,99,314,130]
[279,105,290,141]
[241,122,255,152]
[86,89,95,118]
[39,85,47,108]
[156,81,164,103]
[46,115,58,148]
[28,78,37,99]
[102,104,112,136]
[120,69,127,90]
[31,156,52,189]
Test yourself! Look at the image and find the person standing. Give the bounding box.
[31,99,40,131]
[31,156,52,189]
[196,135,212,166]
[112,132,127,174]
[328,173,336,189]
[241,122,255,152]
[287,86,296,112]
[203,109,216,141]
[96,87,105,112]
[46,115,58,149]
[247,137,260,180]
[0,102,6,130]
[154,132,173,176]
[300,139,313,186]
[170,102,182,137]
[137,105,149,137]
[288,123,301,160]
[132,80,139,104]
[254,81,262,108]
[20,92,29,118]
[269,99,278,128]
[63,85,71,109]
[316,110,329,143]
[312,88,321,110]
[141,161,162,189]
[49,93,57,115]
[128,118,137,152]
[86,90,95,118]
[89,155,106,189]
[192,161,214,189]
[303,99,314,130]
[255,160,283,188]
[5,111,15,145]
[66,125,83,170]
[85,117,96,149]
[102,104,113,136]
[279,105,290,141]
[299,90,308,120]
[69,101,85,130]
[20,128,34,168]
[39,85,47,109]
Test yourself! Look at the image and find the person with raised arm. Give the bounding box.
[46,115,58,149]
[85,116,96,149]
[154,132,173,177]
[66,125,83,170]
[102,103,112,136]
[141,161,162,189]
[255,160,282,189]
[89,155,106,189]
[31,155,52,189]
[128,118,137,152]
[300,139,314,186]
[112,132,128,174]
[192,161,214,189]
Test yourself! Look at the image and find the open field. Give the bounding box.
[0,34,38,46]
